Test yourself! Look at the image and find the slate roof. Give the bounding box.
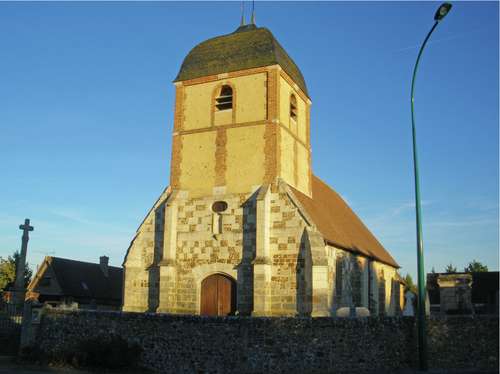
[289,175,399,268]
[43,257,122,303]
[175,24,309,96]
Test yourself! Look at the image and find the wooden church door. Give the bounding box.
[200,274,236,316]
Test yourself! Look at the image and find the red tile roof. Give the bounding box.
[289,175,399,268]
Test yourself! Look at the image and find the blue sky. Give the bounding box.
[0,1,498,279]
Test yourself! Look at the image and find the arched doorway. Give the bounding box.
[200,273,236,316]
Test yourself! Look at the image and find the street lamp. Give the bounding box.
[410,2,452,371]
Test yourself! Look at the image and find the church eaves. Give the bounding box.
[289,175,400,268]
[174,24,309,97]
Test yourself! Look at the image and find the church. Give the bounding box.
[122,20,402,317]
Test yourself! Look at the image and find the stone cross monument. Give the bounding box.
[12,218,34,305]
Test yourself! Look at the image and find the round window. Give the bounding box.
[212,201,228,213]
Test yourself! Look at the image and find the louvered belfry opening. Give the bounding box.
[290,94,298,120]
[216,85,233,111]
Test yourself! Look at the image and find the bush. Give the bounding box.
[20,334,143,371]
[74,334,142,370]
[0,329,21,355]
[19,344,43,363]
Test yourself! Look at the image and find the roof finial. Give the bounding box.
[240,1,246,26]
[250,0,256,25]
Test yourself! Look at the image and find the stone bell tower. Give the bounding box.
[122,21,400,318]
[169,23,312,198]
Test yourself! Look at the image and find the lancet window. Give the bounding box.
[290,94,298,121]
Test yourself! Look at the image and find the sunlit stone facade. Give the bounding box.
[123,24,402,316]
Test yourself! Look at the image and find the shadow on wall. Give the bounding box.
[378,269,386,315]
[296,229,312,316]
[352,257,362,307]
[334,252,344,314]
[147,201,166,312]
[235,190,259,315]
[391,278,402,315]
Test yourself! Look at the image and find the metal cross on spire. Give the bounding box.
[250,0,256,25]
[240,1,256,27]
[240,1,246,26]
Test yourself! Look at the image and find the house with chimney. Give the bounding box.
[26,256,123,310]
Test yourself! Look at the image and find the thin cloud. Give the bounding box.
[390,200,432,217]
[50,208,133,234]
[429,218,498,228]
[50,209,96,226]
[393,26,494,53]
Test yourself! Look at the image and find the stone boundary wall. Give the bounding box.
[28,309,498,373]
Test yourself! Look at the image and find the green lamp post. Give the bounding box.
[410,2,452,371]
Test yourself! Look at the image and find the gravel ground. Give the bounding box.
[0,356,497,374]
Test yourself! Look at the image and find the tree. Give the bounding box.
[445,263,457,273]
[0,251,32,291]
[464,260,488,273]
[403,273,417,294]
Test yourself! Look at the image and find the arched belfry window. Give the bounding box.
[290,94,298,121]
[216,85,233,111]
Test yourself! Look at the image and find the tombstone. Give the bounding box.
[20,299,42,349]
[59,301,79,311]
[403,290,416,316]
[437,273,473,314]
[336,306,370,318]
[425,290,431,316]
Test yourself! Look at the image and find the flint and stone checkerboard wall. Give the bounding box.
[25,309,500,373]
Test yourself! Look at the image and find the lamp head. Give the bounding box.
[434,2,452,21]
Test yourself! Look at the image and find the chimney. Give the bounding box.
[100,256,109,277]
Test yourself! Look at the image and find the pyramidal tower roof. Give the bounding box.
[174,24,309,96]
